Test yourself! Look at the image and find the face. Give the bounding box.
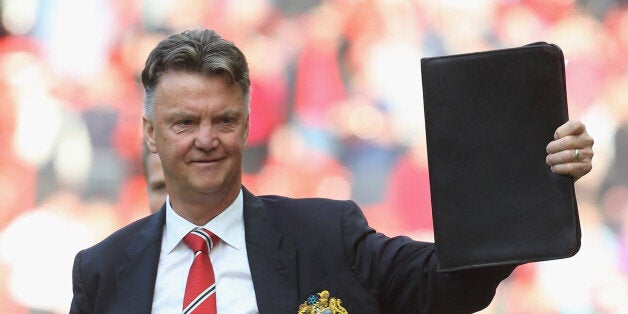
[145,152,166,213]
[144,71,249,205]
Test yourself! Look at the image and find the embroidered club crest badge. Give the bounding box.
[297,290,348,314]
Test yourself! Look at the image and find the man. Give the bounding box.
[70,29,594,313]
[142,142,167,214]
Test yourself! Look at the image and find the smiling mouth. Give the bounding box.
[191,157,225,165]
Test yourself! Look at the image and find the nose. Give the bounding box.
[194,125,219,152]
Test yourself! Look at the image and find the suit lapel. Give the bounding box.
[243,188,298,313]
[108,191,299,312]
[113,206,166,313]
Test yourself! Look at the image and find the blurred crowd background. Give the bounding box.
[0,0,627,313]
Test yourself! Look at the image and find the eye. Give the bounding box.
[218,117,235,125]
[214,112,241,130]
[169,116,197,133]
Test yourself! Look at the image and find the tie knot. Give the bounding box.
[183,228,217,254]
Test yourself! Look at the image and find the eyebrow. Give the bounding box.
[217,109,243,117]
[163,107,245,122]
[164,111,196,122]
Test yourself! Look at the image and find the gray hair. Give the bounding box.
[141,29,250,120]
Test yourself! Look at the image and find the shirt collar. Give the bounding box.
[162,189,245,254]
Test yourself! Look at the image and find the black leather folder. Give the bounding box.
[421,43,580,272]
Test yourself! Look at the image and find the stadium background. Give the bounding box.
[0,0,627,312]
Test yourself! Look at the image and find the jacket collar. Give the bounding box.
[112,187,300,313]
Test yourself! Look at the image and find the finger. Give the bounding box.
[546,131,594,154]
[574,148,581,163]
[546,147,593,165]
[554,120,586,140]
[551,161,592,181]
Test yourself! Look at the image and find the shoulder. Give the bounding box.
[256,194,362,224]
[251,194,373,245]
[76,212,163,268]
[257,194,356,209]
[85,215,154,252]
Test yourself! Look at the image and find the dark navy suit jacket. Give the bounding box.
[70,187,514,313]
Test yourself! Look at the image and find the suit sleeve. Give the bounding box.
[341,200,515,313]
[70,251,94,314]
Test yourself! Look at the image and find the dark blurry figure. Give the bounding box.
[142,143,166,213]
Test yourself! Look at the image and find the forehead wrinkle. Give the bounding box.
[154,72,247,118]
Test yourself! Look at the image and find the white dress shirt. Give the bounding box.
[151,190,259,313]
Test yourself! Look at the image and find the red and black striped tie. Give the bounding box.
[182,228,218,314]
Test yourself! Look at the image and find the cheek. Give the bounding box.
[219,131,246,149]
[154,146,181,172]
[157,133,192,154]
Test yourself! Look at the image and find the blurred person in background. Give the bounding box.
[1,190,112,314]
[0,0,622,312]
[142,142,167,214]
[70,29,594,314]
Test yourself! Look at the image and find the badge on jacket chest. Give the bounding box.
[298,290,348,313]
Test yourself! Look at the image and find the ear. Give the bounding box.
[243,115,250,149]
[143,116,158,154]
